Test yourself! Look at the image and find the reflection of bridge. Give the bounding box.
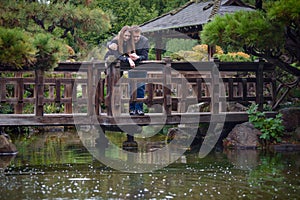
[0,58,277,127]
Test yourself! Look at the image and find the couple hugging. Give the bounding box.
[105,25,150,116]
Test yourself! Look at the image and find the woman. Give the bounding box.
[105,25,136,68]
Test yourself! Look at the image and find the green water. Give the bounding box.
[0,130,299,200]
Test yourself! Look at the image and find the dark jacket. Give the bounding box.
[104,39,130,63]
[135,35,150,61]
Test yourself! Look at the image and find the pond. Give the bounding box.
[0,129,299,200]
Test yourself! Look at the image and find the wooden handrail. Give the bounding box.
[0,59,275,116]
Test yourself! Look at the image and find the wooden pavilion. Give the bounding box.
[139,0,255,60]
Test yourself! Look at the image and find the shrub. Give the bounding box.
[214,52,252,62]
[247,104,285,144]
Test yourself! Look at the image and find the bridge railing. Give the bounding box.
[0,59,275,116]
[104,58,275,116]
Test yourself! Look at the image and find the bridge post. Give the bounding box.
[87,63,95,116]
[64,73,73,114]
[14,72,24,114]
[113,61,121,116]
[163,57,172,115]
[95,63,101,115]
[211,59,220,114]
[256,58,264,111]
[35,69,44,116]
[105,57,120,116]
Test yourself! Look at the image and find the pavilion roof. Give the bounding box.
[140,0,254,33]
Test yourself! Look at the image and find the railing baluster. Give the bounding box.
[242,78,247,101]
[105,57,119,116]
[228,78,233,101]
[211,59,220,114]
[35,69,44,116]
[256,59,264,111]
[87,63,94,116]
[64,73,72,114]
[15,72,23,114]
[163,57,172,115]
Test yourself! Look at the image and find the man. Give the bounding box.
[128,25,150,116]
[108,25,150,115]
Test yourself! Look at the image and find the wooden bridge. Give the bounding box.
[0,58,277,127]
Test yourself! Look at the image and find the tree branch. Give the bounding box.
[32,16,45,30]
[245,46,300,77]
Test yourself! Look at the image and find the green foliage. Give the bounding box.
[214,52,253,62]
[170,50,205,61]
[167,39,198,52]
[201,0,300,77]
[0,1,111,56]
[0,27,66,70]
[0,103,13,114]
[33,33,66,71]
[165,38,198,58]
[22,103,34,114]
[201,10,284,52]
[247,104,285,144]
[44,103,64,114]
[267,0,300,24]
[141,0,189,15]
[95,0,158,40]
[0,27,36,69]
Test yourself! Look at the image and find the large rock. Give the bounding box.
[223,122,261,149]
[0,155,16,170]
[280,107,300,131]
[0,135,18,155]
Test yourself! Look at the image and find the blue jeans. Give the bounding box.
[128,70,147,112]
[129,84,145,112]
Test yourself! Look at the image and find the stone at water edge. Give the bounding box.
[280,107,300,132]
[0,135,18,155]
[223,122,261,149]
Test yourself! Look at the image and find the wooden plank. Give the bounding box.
[0,111,278,126]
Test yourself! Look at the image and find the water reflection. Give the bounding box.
[78,126,194,173]
[0,155,15,172]
[0,131,299,199]
[224,149,260,170]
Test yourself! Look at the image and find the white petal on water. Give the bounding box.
[165,195,174,199]
[68,178,91,181]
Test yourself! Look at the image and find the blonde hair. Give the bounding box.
[130,25,142,34]
[117,25,135,54]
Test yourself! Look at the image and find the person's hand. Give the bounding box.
[129,53,140,61]
[109,43,118,50]
[128,58,135,68]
